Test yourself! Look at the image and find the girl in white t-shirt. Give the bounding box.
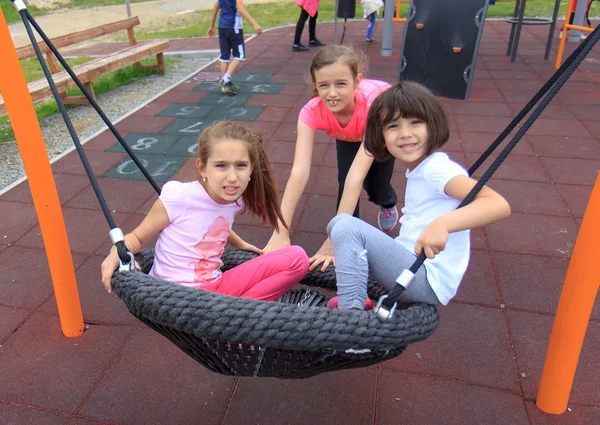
[101,121,309,300]
[327,82,511,310]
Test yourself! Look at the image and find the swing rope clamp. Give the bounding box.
[118,252,136,273]
[375,270,416,320]
[109,228,136,273]
[11,0,28,12]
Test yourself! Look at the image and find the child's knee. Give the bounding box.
[284,245,310,273]
[326,214,353,238]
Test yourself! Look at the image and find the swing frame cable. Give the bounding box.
[377,24,600,319]
[11,0,161,265]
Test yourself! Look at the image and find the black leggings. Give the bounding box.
[294,8,318,45]
[336,139,397,218]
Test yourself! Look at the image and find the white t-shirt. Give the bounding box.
[395,152,470,304]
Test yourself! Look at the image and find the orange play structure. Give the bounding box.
[555,0,595,68]
[393,0,406,23]
[537,173,600,414]
[0,8,84,337]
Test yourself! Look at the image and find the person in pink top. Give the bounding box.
[293,0,324,52]
[101,121,309,301]
[263,45,397,271]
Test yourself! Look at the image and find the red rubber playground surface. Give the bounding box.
[1,20,600,425]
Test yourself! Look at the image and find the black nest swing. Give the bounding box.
[11,0,599,379]
[114,248,438,378]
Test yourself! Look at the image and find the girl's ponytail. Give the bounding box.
[242,131,288,232]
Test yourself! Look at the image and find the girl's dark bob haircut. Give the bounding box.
[364,81,450,162]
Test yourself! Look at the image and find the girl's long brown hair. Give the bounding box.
[197,121,288,231]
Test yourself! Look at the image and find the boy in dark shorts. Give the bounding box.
[208,0,262,95]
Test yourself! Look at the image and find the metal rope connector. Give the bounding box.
[375,269,416,320]
[118,251,136,273]
[375,295,397,320]
[11,0,28,12]
[109,228,134,271]
[109,228,126,245]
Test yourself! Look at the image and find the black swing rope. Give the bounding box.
[10,3,163,196]
[9,1,599,377]
[11,1,162,265]
[340,18,348,45]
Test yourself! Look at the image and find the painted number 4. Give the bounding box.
[117,159,178,177]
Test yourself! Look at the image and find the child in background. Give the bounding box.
[101,121,309,301]
[207,0,262,94]
[263,45,398,271]
[293,0,325,52]
[327,82,511,310]
[362,0,384,44]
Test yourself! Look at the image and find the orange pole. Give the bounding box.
[554,0,593,69]
[0,8,84,337]
[393,0,406,23]
[554,0,574,69]
[536,172,600,414]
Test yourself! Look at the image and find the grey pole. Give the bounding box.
[125,0,132,18]
[567,0,588,42]
[334,0,339,44]
[381,0,396,56]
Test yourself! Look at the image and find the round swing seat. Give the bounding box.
[112,249,439,379]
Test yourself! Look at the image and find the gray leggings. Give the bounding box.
[327,214,440,310]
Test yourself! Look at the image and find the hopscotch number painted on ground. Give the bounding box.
[117,159,180,177]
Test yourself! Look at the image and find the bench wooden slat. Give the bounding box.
[0,40,169,115]
[17,17,141,60]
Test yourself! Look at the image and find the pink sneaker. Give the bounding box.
[326,296,374,311]
[378,205,398,231]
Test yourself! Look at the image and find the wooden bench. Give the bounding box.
[0,17,170,116]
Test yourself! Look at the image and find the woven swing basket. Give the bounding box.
[112,248,439,379]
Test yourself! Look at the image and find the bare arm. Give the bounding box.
[337,142,374,215]
[207,2,220,37]
[415,175,511,258]
[264,121,315,251]
[227,229,263,254]
[308,142,374,271]
[101,199,170,292]
[236,0,262,33]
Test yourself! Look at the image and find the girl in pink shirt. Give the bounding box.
[264,45,398,271]
[101,121,309,301]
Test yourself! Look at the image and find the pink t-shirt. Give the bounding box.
[149,180,243,286]
[298,79,391,142]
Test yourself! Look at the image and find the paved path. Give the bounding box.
[8,0,275,47]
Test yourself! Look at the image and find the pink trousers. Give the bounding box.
[200,245,310,301]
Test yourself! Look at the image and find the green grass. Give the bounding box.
[68,0,148,8]
[0,56,179,144]
[0,0,148,24]
[20,55,91,83]
[487,0,571,17]
[136,0,574,40]
[1,0,45,24]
